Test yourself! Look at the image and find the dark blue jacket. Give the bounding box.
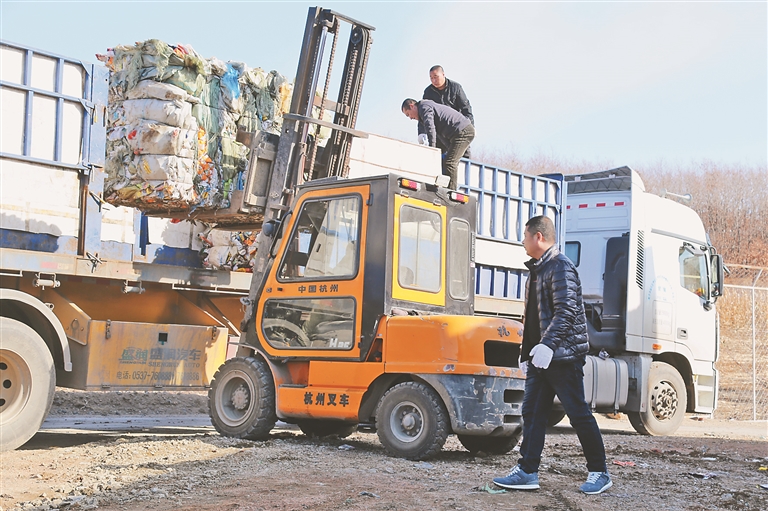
[416,99,472,150]
[522,245,589,364]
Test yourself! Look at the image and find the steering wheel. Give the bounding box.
[262,318,310,347]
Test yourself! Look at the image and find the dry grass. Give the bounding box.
[715,283,768,420]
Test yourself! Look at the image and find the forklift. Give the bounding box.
[207,7,526,459]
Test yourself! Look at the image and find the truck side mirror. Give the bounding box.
[710,253,724,299]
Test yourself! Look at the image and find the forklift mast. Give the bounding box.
[243,7,374,332]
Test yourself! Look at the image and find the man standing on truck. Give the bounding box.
[492,215,612,495]
[422,65,474,158]
[401,98,474,189]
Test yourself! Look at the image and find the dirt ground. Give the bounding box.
[1,389,767,511]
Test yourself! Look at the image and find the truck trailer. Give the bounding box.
[0,40,249,452]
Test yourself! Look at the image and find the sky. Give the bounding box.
[1,0,766,169]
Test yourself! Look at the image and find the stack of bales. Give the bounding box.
[99,40,291,211]
[199,227,258,272]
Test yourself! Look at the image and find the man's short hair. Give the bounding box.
[525,215,556,242]
[401,98,418,111]
[429,65,444,74]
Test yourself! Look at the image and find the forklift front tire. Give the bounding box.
[208,357,277,440]
[376,381,449,460]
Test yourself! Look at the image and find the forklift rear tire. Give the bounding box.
[376,382,449,460]
[457,432,522,455]
[548,410,567,428]
[627,362,687,436]
[0,317,56,452]
[209,357,277,441]
[298,420,357,438]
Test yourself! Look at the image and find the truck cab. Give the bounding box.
[560,167,723,434]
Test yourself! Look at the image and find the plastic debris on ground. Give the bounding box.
[470,483,507,494]
[199,228,258,272]
[612,460,636,467]
[688,472,718,479]
[358,492,380,498]
[98,40,292,212]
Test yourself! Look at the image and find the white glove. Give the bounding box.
[417,133,429,146]
[530,344,554,370]
[519,360,528,376]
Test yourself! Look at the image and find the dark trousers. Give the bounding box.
[518,360,607,474]
[442,124,475,189]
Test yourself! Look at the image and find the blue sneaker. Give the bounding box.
[492,465,540,490]
[580,472,612,494]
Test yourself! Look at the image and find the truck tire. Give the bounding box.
[0,317,56,452]
[298,420,357,438]
[375,382,449,460]
[457,432,521,455]
[628,362,687,436]
[208,357,277,440]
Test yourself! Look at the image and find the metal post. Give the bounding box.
[752,268,762,421]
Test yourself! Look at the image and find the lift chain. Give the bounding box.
[306,16,340,178]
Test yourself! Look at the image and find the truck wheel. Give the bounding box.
[375,382,449,460]
[0,317,56,452]
[548,410,567,427]
[628,362,687,436]
[298,419,357,438]
[208,357,277,440]
[457,432,521,455]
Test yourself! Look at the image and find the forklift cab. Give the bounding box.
[250,174,476,361]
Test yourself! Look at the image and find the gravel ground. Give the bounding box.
[1,389,767,511]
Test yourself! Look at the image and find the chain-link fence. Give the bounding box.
[715,264,768,420]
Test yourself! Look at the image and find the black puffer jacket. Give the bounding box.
[423,78,474,125]
[523,246,589,364]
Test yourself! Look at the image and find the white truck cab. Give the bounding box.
[561,167,723,434]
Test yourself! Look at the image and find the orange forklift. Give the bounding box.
[207,8,526,459]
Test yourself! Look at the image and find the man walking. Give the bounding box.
[401,98,474,190]
[423,65,473,157]
[492,215,612,495]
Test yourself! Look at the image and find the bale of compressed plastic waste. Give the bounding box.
[97,40,292,212]
[199,227,258,272]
